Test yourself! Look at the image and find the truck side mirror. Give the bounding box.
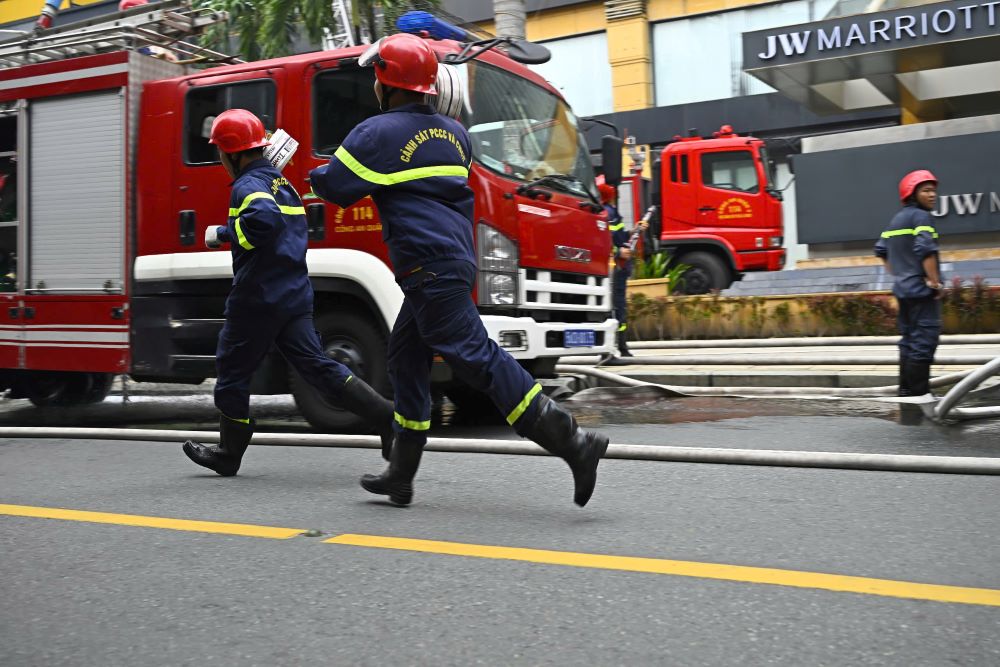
[651,156,662,202]
[506,39,551,65]
[601,135,623,187]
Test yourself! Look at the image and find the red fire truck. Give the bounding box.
[0,3,616,428]
[620,126,785,293]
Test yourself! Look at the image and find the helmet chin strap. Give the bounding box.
[379,86,398,113]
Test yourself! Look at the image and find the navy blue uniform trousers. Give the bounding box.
[214,310,352,420]
[897,296,941,363]
[612,266,629,332]
[389,260,541,441]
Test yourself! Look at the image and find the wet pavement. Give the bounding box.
[1,380,997,459]
[4,376,1000,666]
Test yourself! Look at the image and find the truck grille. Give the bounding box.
[521,269,607,312]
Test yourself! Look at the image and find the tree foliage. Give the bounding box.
[197,0,440,60]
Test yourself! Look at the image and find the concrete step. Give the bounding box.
[723,259,1000,296]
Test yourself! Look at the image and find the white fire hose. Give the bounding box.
[1,427,998,476]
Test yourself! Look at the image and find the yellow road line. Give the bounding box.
[325,534,1000,608]
[6,503,999,607]
[0,504,304,540]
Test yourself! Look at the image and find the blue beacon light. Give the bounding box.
[396,11,468,41]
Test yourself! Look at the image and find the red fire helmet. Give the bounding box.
[898,169,937,202]
[118,0,149,11]
[209,109,270,154]
[359,33,438,95]
[597,182,617,204]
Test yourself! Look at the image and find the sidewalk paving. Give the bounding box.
[577,341,1000,388]
[106,339,1000,394]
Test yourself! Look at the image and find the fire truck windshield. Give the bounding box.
[462,61,597,201]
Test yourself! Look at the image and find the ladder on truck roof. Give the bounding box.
[0,0,239,69]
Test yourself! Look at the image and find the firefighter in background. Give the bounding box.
[874,169,943,397]
[309,34,609,507]
[183,109,394,476]
[601,181,647,358]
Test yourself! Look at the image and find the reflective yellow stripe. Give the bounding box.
[233,218,253,250]
[228,192,277,251]
[335,146,468,185]
[617,323,627,332]
[228,191,275,217]
[394,412,430,431]
[278,205,306,215]
[223,413,250,424]
[609,223,625,231]
[506,383,542,426]
[881,226,939,239]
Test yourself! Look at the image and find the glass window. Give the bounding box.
[312,67,380,156]
[701,150,759,193]
[464,61,597,201]
[184,80,276,165]
[528,32,613,117]
[652,0,840,106]
[680,154,689,184]
[669,155,677,182]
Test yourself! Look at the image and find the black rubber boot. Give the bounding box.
[617,330,633,358]
[517,394,609,507]
[897,356,912,397]
[360,432,424,506]
[182,415,254,477]
[338,376,395,461]
[908,360,932,396]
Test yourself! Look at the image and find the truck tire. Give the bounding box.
[289,311,390,433]
[80,373,114,404]
[676,251,731,294]
[25,372,73,407]
[25,371,112,406]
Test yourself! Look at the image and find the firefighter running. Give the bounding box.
[874,169,943,397]
[309,33,610,507]
[182,109,394,476]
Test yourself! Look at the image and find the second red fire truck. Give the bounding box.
[619,126,786,293]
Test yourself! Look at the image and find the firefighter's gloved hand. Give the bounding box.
[205,226,224,249]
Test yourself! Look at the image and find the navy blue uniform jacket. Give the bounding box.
[308,103,475,278]
[216,158,311,316]
[873,204,940,299]
[607,204,632,273]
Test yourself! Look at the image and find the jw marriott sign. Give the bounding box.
[743,0,1000,67]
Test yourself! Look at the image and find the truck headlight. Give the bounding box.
[477,223,518,306]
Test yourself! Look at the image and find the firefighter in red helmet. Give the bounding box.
[309,33,609,507]
[182,109,394,477]
[874,169,943,397]
[599,180,646,357]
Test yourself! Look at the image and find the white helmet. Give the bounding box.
[433,63,470,120]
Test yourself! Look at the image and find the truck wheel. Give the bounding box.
[25,372,73,407]
[80,373,114,404]
[289,311,389,433]
[676,251,731,294]
[27,372,114,407]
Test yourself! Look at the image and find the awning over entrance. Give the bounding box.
[742,0,1000,118]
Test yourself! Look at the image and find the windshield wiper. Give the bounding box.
[516,174,599,205]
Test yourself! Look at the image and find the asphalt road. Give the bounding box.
[2,390,1000,666]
